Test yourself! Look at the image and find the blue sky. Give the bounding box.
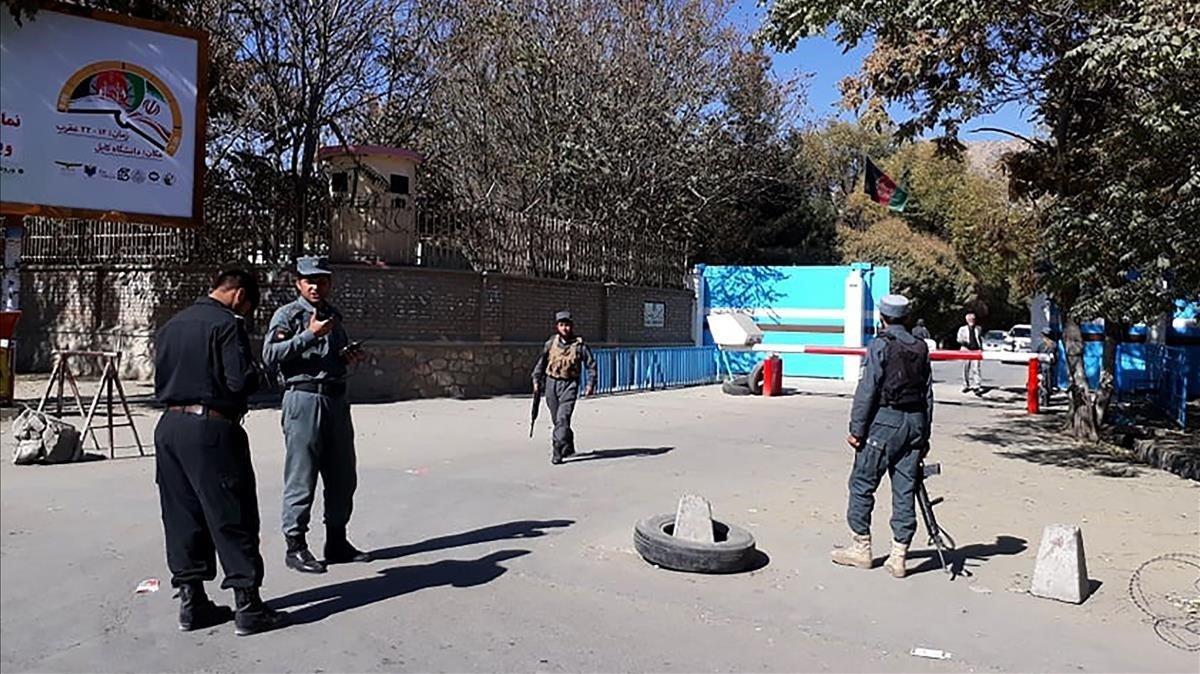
[731,1,1037,141]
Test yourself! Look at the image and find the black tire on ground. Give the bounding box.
[633,514,757,574]
[722,380,753,396]
[748,361,765,395]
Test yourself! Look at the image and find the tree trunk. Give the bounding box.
[1062,314,1100,441]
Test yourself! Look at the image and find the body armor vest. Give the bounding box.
[879,333,930,407]
[545,336,584,380]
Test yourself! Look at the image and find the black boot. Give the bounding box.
[325,527,371,564]
[233,587,288,636]
[550,449,563,465]
[285,534,326,573]
[177,583,233,631]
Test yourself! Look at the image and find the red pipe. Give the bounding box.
[1026,359,1040,415]
[802,345,982,361]
[792,345,1034,414]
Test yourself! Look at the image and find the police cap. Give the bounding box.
[296,256,333,277]
[879,294,911,319]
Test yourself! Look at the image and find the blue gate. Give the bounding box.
[700,264,891,378]
[588,346,719,395]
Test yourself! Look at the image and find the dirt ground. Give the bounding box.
[1,362,1197,673]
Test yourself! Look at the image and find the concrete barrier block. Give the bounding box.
[674,494,714,544]
[1030,524,1090,604]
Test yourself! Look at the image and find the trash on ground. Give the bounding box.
[134,578,160,594]
[910,647,952,660]
[969,585,993,594]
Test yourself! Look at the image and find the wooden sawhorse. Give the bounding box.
[37,350,145,458]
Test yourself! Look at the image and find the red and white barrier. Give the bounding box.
[707,312,1050,414]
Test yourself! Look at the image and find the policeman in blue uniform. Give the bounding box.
[154,268,286,635]
[263,256,370,574]
[831,294,933,578]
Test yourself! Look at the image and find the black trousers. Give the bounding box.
[155,411,264,589]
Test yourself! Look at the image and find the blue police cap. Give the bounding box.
[555,310,573,323]
[296,256,333,277]
[879,294,911,319]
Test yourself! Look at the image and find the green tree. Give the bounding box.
[764,0,1200,439]
[839,218,976,339]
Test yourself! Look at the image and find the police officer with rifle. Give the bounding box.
[831,294,934,579]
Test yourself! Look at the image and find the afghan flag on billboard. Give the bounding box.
[864,158,908,212]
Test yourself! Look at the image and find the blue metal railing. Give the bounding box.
[1116,344,1188,428]
[587,346,720,395]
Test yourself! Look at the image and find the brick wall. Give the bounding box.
[604,284,693,343]
[15,264,694,387]
[497,275,605,342]
[334,266,480,341]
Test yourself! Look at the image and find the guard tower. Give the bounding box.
[318,145,423,264]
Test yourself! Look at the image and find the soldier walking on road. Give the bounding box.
[831,294,933,579]
[153,268,287,636]
[263,256,370,574]
[531,310,597,465]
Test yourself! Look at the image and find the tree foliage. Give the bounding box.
[765,0,1200,438]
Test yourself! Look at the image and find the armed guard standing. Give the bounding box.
[831,294,933,578]
[531,310,598,465]
[153,268,286,636]
[263,256,370,574]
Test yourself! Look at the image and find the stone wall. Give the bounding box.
[14,264,694,391]
[349,342,542,401]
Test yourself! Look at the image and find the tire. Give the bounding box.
[722,380,753,396]
[748,361,765,395]
[634,514,757,574]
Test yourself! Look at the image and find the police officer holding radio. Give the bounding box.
[831,294,933,579]
[263,256,370,574]
[154,268,286,636]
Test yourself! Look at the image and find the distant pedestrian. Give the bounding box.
[531,310,597,465]
[153,268,286,636]
[263,256,371,575]
[1035,326,1059,404]
[956,312,984,394]
[832,294,933,579]
[912,319,931,341]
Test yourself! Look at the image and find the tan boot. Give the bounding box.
[830,533,873,569]
[885,541,909,578]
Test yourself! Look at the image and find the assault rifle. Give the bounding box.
[917,462,957,579]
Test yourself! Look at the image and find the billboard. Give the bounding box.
[0,4,207,225]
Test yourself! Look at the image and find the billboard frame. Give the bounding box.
[0,1,208,227]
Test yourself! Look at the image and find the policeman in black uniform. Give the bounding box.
[153,268,286,636]
[531,310,597,465]
[262,256,370,574]
[831,294,933,579]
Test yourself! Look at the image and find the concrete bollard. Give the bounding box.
[674,494,715,544]
[1030,524,1091,604]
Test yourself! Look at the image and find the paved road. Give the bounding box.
[2,370,1196,673]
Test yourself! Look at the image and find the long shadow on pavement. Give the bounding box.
[565,446,674,463]
[960,414,1146,477]
[270,549,531,625]
[907,534,1029,577]
[369,519,574,562]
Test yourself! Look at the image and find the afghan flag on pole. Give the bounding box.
[864,158,909,212]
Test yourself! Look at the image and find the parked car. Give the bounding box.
[1006,324,1032,352]
[982,330,1008,351]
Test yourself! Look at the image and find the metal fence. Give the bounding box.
[1117,344,1189,428]
[588,346,719,395]
[20,201,687,288]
